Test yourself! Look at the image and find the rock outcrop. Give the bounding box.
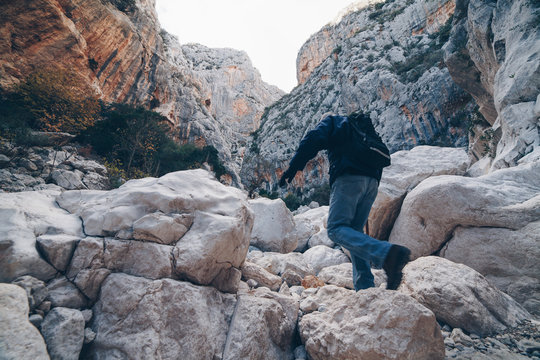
[248,197,298,253]
[368,145,469,239]
[90,273,237,359]
[444,0,540,170]
[57,170,253,294]
[400,257,530,336]
[0,168,538,359]
[388,161,540,315]
[0,0,282,185]
[0,142,109,193]
[241,0,475,196]
[298,285,445,360]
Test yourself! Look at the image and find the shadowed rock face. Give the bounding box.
[0,0,282,185]
[241,0,476,196]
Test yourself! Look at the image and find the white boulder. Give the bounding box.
[36,234,80,272]
[249,197,298,253]
[223,289,299,360]
[241,261,283,291]
[317,263,386,290]
[369,146,469,240]
[47,277,88,309]
[59,170,254,293]
[440,222,540,316]
[299,285,445,360]
[400,257,531,336]
[247,250,315,286]
[293,206,333,251]
[0,190,83,282]
[90,273,237,360]
[51,169,87,190]
[389,162,540,259]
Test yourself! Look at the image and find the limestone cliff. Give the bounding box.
[241,0,477,195]
[0,0,282,185]
[444,0,540,172]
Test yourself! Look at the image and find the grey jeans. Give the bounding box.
[327,174,392,290]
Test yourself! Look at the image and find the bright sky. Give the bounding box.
[155,1,366,93]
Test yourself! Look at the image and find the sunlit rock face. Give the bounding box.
[241,0,476,196]
[0,0,282,185]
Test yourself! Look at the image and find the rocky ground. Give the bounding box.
[442,320,540,359]
[1,145,538,359]
[0,138,110,193]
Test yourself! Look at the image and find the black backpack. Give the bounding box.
[348,117,391,169]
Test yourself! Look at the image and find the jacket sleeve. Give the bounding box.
[288,116,334,172]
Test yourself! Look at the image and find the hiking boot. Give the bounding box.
[383,245,411,290]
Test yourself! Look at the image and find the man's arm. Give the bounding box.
[279,115,335,186]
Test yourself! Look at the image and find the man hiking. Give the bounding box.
[279,111,411,291]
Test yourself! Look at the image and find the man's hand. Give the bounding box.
[279,168,297,187]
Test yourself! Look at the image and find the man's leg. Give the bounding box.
[351,255,374,290]
[327,175,392,289]
[351,175,379,290]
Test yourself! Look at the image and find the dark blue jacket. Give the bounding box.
[287,115,383,186]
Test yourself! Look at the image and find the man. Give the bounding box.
[279,111,411,290]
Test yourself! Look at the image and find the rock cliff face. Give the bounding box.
[241,0,477,194]
[0,0,282,185]
[444,0,540,172]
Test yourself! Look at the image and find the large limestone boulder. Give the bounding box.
[66,237,173,301]
[249,197,298,253]
[0,283,49,360]
[440,222,540,316]
[298,285,445,360]
[0,190,83,282]
[90,273,236,360]
[369,146,469,240]
[91,273,298,360]
[59,170,254,293]
[223,289,299,360]
[400,257,531,336]
[293,206,333,251]
[389,162,540,259]
[41,307,85,360]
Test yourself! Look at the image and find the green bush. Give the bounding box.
[391,49,444,83]
[283,193,302,211]
[1,68,100,137]
[78,103,227,181]
[109,0,135,12]
[259,189,279,200]
[307,183,331,206]
[0,92,34,144]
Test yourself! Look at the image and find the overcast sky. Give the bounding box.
[155,1,367,93]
